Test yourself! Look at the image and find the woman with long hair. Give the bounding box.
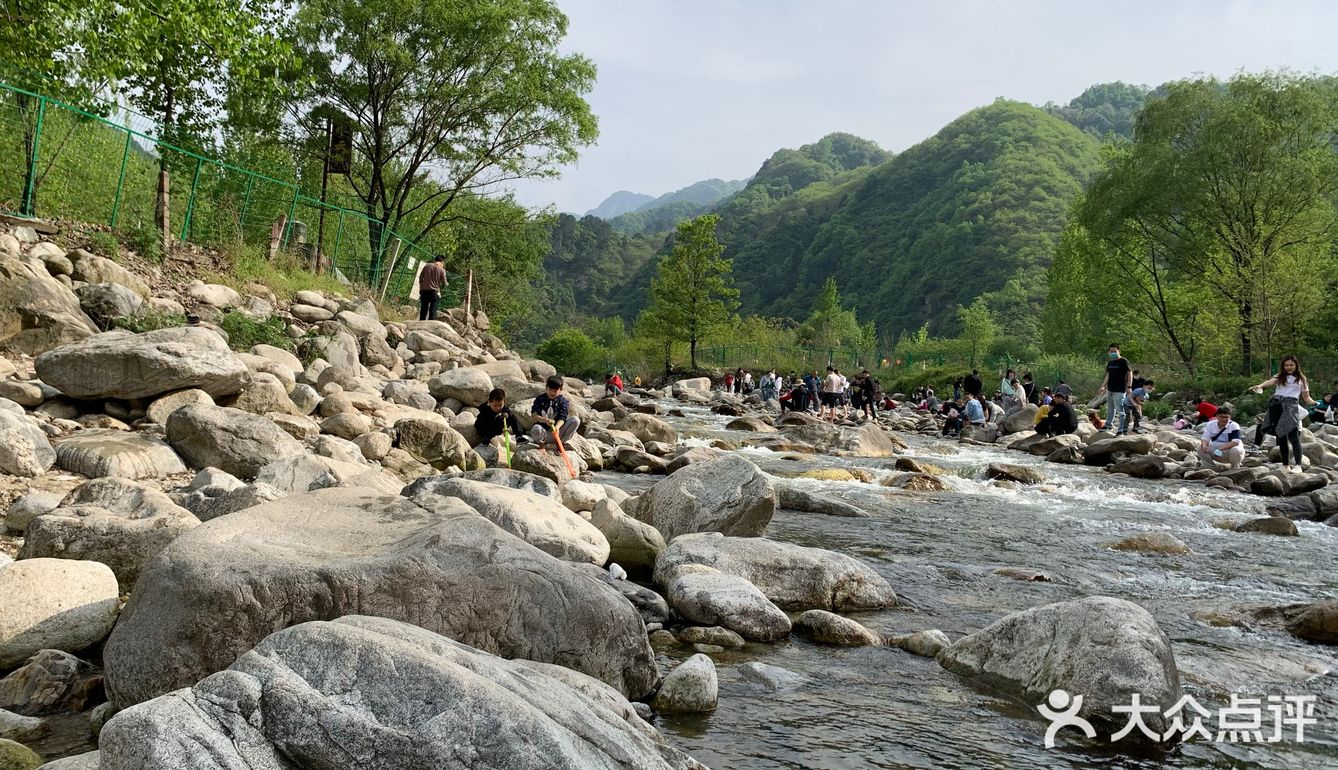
[1251,355,1316,472]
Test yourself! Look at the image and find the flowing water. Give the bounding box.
[601,403,1338,770]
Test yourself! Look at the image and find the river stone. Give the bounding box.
[0,256,98,355]
[738,662,806,692]
[145,389,213,426]
[633,454,774,541]
[794,609,881,646]
[394,416,483,472]
[19,478,201,584]
[185,481,285,522]
[428,367,493,405]
[1237,516,1299,536]
[984,462,1043,485]
[1109,454,1171,479]
[1286,600,1338,643]
[0,412,56,477]
[1250,476,1287,497]
[655,532,896,611]
[98,616,700,770]
[568,563,670,628]
[560,479,608,512]
[103,487,657,707]
[54,430,185,479]
[1001,405,1040,435]
[77,282,144,326]
[677,626,745,648]
[1110,531,1190,555]
[4,491,66,533]
[165,404,305,478]
[1047,445,1084,464]
[68,252,148,296]
[448,468,559,497]
[1082,433,1157,465]
[510,445,587,482]
[612,413,678,446]
[612,446,667,474]
[650,654,717,714]
[227,372,301,417]
[1011,432,1081,455]
[589,499,666,572]
[0,739,41,770]
[36,327,249,401]
[900,629,951,657]
[290,303,333,323]
[0,380,45,408]
[725,416,777,433]
[0,649,103,716]
[775,486,870,517]
[936,596,1182,744]
[0,559,120,669]
[665,569,791,641]
[407,477,609,565]
[185,282,241,309]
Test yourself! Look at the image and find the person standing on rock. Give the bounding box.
[1036,391,1078,437]
[1096,343,1132,431]
[999,368,1017,400]
[964,369,983,398]
[821,366,842,421]
[859,370,879,420]
[1198,406,1246,470]
[418,255,448,321]
[530,376,580,452]
[475,388,520,446]
[1251,356,1315,473]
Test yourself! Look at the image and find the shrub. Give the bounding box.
[535,327,608,379]
[220,242,351,302]
[218,311,292,353]
[84,231,121,260]
[111,311,185,333]
[123,221,164,263]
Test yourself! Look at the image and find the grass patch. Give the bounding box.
[111,311,186,333]
[123,221,164,263]
[216,243,354,303]
[218,310,293,353]
[84,231,121,260]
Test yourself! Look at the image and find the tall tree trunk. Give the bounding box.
[17,93,37,215]
[156,84,175,253]
[365,215,386,287]
[690,336,698,370]
[662,340,671,381]
[1238,299,1253,375]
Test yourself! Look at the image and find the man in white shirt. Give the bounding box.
[1197,407,1246,470]
[821,366,843,421]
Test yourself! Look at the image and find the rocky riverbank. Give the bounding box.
[0,224,1335,768]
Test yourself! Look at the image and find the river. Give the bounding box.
[600,401,1338,770]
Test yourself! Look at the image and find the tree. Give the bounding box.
[536,327,606,379]
[293,0,597,281]
[644,215,739,369]
[1064,74,1338,374]
[797,277,860,349]
[956,297,999,367]
[97,0,297,242]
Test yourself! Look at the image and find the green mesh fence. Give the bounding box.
[0,80,462,306]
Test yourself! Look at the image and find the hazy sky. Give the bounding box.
[509,0,1338,214]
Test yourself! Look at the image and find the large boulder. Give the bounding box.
[54,430,186,479]
[1109,454,1172,480]
[18,478,201,584]
[665,569,791,642]
[69,252,149,296]
[395,416,484,472]
[1082,433,1157,466]
[650,654,717,714]
[590,499,666,572]
[76,282,144,327]
[0,411,55,477]
[0,558,120,668]
[655,532,896,611]
[103,487,657,707]
[1001,405,1039,435]
[427,367,494,405]
[510,445,588,482]
[35,327,249,400]
[613,413,678,446]
[407,477,610,565]
[165,404,305,478]
[937,596,1182,745]
[0,256,98,354]
[670,377,711,397]
[775,485,870,517]
[98,617,702,770]
[632,454,775,541]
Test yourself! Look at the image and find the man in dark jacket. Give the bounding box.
[474,388,519,446]
[963,369,983,398]
[530,376,580,450]
[1036,391,1079,437]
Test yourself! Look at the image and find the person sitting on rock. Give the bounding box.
[1191,397,1218,425]
[1198,406,1246,470]
[530,376,580,451]
[1036,391,1078,437]
[964,393,986,429]
[1086,409,1106,431]
[604,373,622,398]
[475,388,520,446]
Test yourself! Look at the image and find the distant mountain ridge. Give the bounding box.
[584,191,655,219]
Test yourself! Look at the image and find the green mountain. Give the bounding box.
[1044,81,1153,140]
[607,177,747,236]
[584,190,655,219]
[725,100,1102,340]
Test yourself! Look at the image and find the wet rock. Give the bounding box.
[99,616,701,769]
[1046,445,1084,464]
[568,563,669,627]
[725,416,777,433]
[1108,454,1171,479]
[665,569,791,641]
[937,596,1181,746]
[881,472,948,492]
[992,567,1053,582]
[103,488,656,706]
[775,485,869,517]
[793,610,881,646]
[1109,531,1190,555]
[893,457,944,475]
[408,477,609,564]
[0,412,56,477]
[1285,472,1328,496]
[984,462,1043,485]
[1082,433,1157,466]
[1286,600,1338,644]
[1183,468,1217,481]
[1236,516,1299,536]
[1250,476,1287,497]
[0,650,103,716]
[899,629,951,657]
[655,532,896,612]
[54,430,185,479]
[0,559,120,669]
[650,654,717,714]
[737,662,806,691]
[676,626,745,648]
[632,454,774,541]
[36,327,248,400]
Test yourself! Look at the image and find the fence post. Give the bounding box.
[280,186,300,250]
[179,157,204,242]
[109,130,133,228]
[21,96,46,216]
[330,210,344,275]
[238,176,255,238]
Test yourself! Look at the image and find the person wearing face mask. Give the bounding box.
[1096,343,1132,432]
[1198,406,1246,470]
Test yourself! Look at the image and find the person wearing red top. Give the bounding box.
[1192,398,1218,425]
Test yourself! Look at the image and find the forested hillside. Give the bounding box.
[585,191,654,218]
[607,178,746,235]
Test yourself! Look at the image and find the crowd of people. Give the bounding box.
[717,366,889,422]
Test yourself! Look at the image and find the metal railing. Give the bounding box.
[0,79,461,305]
